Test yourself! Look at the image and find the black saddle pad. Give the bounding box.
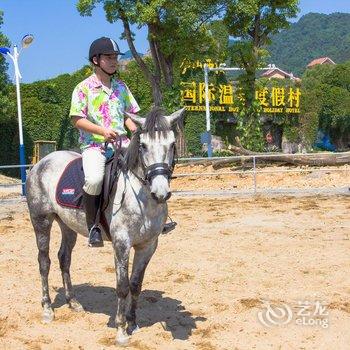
[56,157,84,209]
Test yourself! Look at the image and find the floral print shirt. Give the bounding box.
[69,74,140,150]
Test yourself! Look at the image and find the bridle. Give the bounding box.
[101,128,177,211]
[131,128,177,187]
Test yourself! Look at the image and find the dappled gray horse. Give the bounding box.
[26,107,184,345]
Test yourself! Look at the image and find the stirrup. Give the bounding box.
[88,225,104,247]
[162,221,177,235]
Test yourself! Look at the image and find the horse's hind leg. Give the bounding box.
[32,213,55,323]
[56,218,83,312]
[127,239,158,335]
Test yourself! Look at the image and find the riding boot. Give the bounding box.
[82,191,104,247]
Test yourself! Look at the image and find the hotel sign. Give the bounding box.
[180,59,301,114]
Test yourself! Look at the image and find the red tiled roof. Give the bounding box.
[307,57,335,67]
[261,68,290,77]
[261,68,299,80]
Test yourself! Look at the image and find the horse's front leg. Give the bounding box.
[113,238,131,346]
[127,239,158,335]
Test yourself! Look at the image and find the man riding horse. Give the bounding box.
[69,37,175,247]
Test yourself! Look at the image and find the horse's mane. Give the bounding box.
[125,107,172,171]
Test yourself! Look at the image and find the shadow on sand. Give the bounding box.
[52,284,206,340]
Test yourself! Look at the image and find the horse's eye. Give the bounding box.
[140,143,147,151]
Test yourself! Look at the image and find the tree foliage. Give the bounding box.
[0,10,12,118]
[269,13,350,76]
[0,58,163,172]
[1,67,91,172]
[224,0,299,87]
[222,0,299,151]
[3,2,349,173]
[301,61,350,149]
[0,10,17,172]
[76,0,224,105]
[118,57,153,113]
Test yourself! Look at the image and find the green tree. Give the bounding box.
[0,10,12,119]
[3,66,93,167]
[301,61,350,149]
[269,13,350,76]
[223,0,299,150]
[118,58,153,112]
[224,0,299,101]
[76,0,224,106]
[0,10,17,172]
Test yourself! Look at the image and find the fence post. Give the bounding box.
[253,156,257,194]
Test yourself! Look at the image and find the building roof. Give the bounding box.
[307,57,335,68]
[119,50,144,60]
[261,67,299,81]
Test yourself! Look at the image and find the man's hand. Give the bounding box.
[102,128,118,142]
[125,116,138,133]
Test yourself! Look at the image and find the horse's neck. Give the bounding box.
[112,167,165,211]
[128,161,144,184]
[115,162,147,198]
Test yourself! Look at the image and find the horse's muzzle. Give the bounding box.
[151,191,172,203]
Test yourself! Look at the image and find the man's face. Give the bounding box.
[95,53,118,74]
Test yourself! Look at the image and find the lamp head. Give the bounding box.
[21,34,34,49]
[0,47,10,55]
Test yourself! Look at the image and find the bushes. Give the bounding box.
[301,60,350,149]
[183,112,207,156]
[3,67,92,165]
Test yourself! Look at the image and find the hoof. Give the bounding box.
[42,307,54,323]
[69,299,84,312]
[127,324,140,335]
[131,325,140,335]
[116,329,130,347]
[115,335,130,347]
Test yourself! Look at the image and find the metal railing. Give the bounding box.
[174,152,349,195]
[0,153,349,196]
[0,164,32,187]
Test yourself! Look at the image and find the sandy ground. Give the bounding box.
[0,192,350,350]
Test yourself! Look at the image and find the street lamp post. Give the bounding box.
[203,64,213,157]
[0,34,34,196]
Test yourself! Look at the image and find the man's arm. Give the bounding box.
[71,116,117,141]
[124,117,138,133]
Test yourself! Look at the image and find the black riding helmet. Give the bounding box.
[89,37,124,63]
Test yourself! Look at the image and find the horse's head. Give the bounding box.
[125,107,185,203]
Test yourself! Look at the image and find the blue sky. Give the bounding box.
[1,0,349,83]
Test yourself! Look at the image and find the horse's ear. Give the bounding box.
[166,107,186,126]
[125,112,145,127]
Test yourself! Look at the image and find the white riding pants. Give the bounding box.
[82,137,131,195]
[82,148,106,195]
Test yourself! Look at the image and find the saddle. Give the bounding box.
[56,145,124,238]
